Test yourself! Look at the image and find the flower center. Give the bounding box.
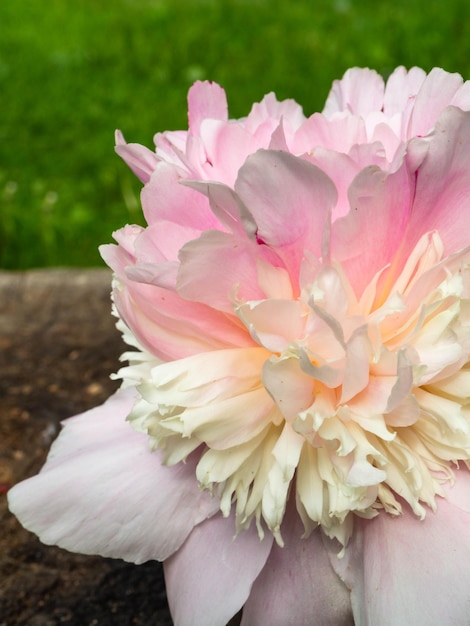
[121,231,470,546]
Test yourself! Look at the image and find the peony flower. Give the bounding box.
[9,67,470,625]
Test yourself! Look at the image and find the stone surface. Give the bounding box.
[0,269,173,626]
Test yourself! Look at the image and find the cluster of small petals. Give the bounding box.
[102,67,470,549]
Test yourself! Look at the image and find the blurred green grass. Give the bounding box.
[1,0,470,268]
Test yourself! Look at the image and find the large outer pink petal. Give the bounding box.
[405,107,470,257]
[241,505,353,625]
[331,160,413,297]
[164,513,273,626]
[327,471,470,625]
[235,150,336,249]
[8,389,219,564]
[235,150,337,281]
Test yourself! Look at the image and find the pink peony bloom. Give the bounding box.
[9,67,470,625]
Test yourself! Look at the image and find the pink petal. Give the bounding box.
[197,118,262,185]
[406,107,470,257]
[103,230,254,360]
[164,512,273,626]
[112,280,253,360]
[125,221,203,290]
[304,148,362,220]
[444,465,470,512]
[383,66,427,118]
[183,179,256,237]
[235,150,337,282]
[8,389,219,563]
[268,119,289,151]
[241,504,352,625]
[177,230,267,312]
[141,162,220,229]
[238,298,305,352]
[245,91,305,134]
[115,130,159,183]
[100,224,141,275]
[323,68,385,117]
[187,80,228,135]
[331,160,413,297]
[450,79,470,109]
[408,68,464,137]
[135,221,203,264]
[294,112,367,156]
[236,150,336,249]
[328,470,470,625]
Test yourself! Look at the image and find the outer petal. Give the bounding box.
[111,279,253,361]
[177,230,267,312]
[327,471,470,625]
[408,68,464,137]
[294,112,367,156]
[115,130,159,183]
[241,504,353,625]
[197,118,263,185]
[331,161,412,297]
[245,91,305,134]
[383,66,427,118]
[235,150,337,282]
[8,389,219,564]
[141,162,220,229]
[323,68,385,117]
[235,150,336,250]
[164,512,274,626]
[406,107,470,257]
[187,80,228,135]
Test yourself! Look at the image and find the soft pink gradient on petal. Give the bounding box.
[235,149,337,279]
[444,465,470,512]
[115,130,159,183]
[196,119,263,185]
[293,112,368,156]
[408,67,464,137]
[8,389,219,563]
[177,230,267,312]
[383,66,426,118]
[112,280,253,360]
[405,107,470,257]
[323,68,385,117]
[245,91,305,135]
[141,162,220,229]
[328,472,470,625]
[187,80,228,135]
[331,161,413,296]
[235,149,337,248]
[164,512,273,626]
[241,505,353,625]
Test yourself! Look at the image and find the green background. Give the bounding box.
[2,0,470,269]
